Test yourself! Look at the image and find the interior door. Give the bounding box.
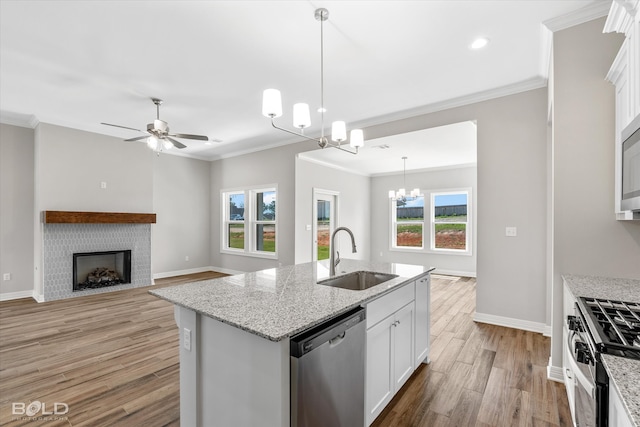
[312,190,338,262]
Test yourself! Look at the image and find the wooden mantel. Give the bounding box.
[43,211,156,224]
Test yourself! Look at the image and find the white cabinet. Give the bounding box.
[365,282,416,426]
[414,274,430,366]
[605,0,640,219]
[609,381,635,427]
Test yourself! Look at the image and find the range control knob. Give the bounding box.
[575,342,592,364]
[567,315,578,331]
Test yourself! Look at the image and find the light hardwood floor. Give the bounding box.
[0,272,571,426]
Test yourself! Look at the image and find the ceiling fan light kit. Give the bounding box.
[261,8,364,155]
[101,98,209,154]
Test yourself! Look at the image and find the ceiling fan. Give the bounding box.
[101,98,209,150]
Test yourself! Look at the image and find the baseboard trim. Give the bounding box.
[547,358,564,383]
[153,266,244,280]
[432,269,476,278]
[473,312,547,334]
[0,289,35,302]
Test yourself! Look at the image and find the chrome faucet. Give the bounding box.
[330,227,357,276]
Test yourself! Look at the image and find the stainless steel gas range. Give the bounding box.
[568,297,640,427]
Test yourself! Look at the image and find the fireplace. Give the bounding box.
[73,250,132,291]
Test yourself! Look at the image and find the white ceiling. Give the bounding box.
[0,0,608,168]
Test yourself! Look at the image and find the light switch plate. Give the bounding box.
[505,227,517,237]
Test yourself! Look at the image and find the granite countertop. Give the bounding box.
[150,259,434,342]
[562,274,640,427]
[562,274,640,303]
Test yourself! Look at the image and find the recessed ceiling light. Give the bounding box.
[470,37,489,50]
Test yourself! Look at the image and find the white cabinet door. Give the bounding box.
[366,315,395,425]
[609,382,634,427]
[414,276,430,365]
[393,302,415,391]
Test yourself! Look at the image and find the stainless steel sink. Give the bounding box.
[318,271,399,291]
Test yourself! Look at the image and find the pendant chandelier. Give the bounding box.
[389,157,420,201]
[261,8,364,155]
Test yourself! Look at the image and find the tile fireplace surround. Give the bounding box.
[41,211,155,301]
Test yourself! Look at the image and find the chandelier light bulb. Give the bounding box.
[293,103,311,129]
[262,89,283,118]
[349,129,364,148]
[331,121,347,142]
[162,139,173,150]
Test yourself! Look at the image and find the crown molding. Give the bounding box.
[542,1,612,32]
[604,0,639,34]
[0,110,39,129]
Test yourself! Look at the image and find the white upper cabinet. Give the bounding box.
[605,1,639,130]
[605,0,640,219]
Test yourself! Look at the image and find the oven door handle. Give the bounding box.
[567,331,595,398]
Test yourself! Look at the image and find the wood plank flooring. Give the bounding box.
[0,272,571,426]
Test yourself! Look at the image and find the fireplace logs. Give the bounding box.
[79,267,124,289]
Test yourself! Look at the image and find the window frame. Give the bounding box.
[390,194,425,251]
[430,189,471,255]
[221,185,278,259]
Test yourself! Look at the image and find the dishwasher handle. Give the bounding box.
[290,307,365,358]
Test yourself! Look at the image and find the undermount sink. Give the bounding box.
[318,271,399,291]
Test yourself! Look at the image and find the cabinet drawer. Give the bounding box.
[366,282,415,329]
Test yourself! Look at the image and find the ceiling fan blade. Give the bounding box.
[166,137,187,149]
[125,135,150,142]
[101,122,144,133]
[169,133,209,141]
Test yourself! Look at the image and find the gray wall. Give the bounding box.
[153,153,211,276]
[294,158,371,264]
[361,88,549,326]
[0,124,35,297]
[550,18,639,368]
[370,165,477,276]
[34,123,153,212]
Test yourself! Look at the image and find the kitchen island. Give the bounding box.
[150,259,434,427]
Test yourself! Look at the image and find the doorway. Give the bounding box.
[312,189,339,262]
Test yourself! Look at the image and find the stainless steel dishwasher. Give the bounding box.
[290,306,366,427]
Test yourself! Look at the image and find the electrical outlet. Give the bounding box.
[100,181,107,189]
[505,227,517,237]
[185,255,189,262]
[3,273,10,281]
[183,328,191,351]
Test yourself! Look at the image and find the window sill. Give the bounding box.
[389,247,472,257]
[220,249,278,260]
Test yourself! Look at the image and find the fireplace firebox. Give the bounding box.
[72,250,131,291]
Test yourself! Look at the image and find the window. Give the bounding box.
[222,186,277,258]
[431,191,469,252]
[391,195,424,249]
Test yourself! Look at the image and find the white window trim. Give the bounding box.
[220,184,278,259]
[390,194,425,251]
[388,188,473,256]
[430,188,472,255]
